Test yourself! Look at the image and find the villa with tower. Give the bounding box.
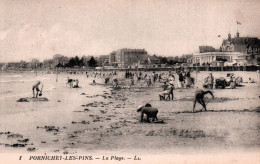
[189,31,260,66]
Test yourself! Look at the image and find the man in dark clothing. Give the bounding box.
[193,89,214,112]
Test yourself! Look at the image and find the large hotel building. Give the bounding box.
[109,48,148,67]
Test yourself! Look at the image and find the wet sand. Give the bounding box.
[0,71,259,156]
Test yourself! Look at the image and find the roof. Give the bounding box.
[222,37,260,47]
[145,55,160,61]
[118,48,147,53]
[147,55,160,61]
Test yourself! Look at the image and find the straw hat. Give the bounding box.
[137,105,143,109]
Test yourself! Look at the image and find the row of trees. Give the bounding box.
[44,54,98,68]
[55,56,97,68]
[156,56,184,65]
[4,54,194,70]
[5,54,98,70]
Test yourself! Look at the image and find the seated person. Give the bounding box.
[159,84,174,100]
[248,78,255,83]
[67,77,74,88]
[112,77,119,87]
[161,82,168,91]
[73,79,79,88]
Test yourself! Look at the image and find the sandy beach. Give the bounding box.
[0,71,259,159]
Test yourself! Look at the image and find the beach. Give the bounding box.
[0,71,260,156]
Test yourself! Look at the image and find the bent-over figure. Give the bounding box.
[137,105,158,122]
[193,89,214,112]
[32,80,43,98]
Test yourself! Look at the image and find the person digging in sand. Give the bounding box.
[32,80,43,98]
[193,89,214,112]
[137,104,158,122]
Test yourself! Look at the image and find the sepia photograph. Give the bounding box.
[0,0,260,163]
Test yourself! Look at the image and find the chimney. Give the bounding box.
[236,31,240,38]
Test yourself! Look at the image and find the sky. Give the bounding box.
[0,0,260,62]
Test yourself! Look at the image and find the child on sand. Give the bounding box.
[32,80,43,98]
[146,76,152,87]
[130,77,135,88]
[73,79,79,88]
[67,77,74,88]
[248,78,255,83]
[112,77,119,88]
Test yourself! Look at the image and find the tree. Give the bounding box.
[53,54,69,66]
[168,60,176,65]
[30,58,40,69]
[65,57,76,67]
[43,59,54,68]
[88,57,97,67]
[79,57,84,66]
[156,56,168,64]
[56,63,64,68]
[75,56,80,66]
[19,60,28,68]
[161,57,168,64]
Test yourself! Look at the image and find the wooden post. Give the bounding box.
[56,67,58,82]
[35,63,37,76]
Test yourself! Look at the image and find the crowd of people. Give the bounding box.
[31,69,259,122]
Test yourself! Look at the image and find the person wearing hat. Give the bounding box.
[66,77,74,88]
[159,82,174,100]
[137,104,158,122]
[73,79,79,88]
